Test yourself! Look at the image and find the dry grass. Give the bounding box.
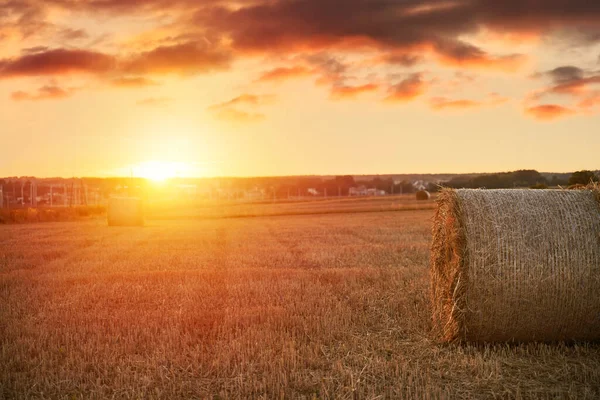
[146,194,436,220]
[1,206,600,399]
[0,206,106,224]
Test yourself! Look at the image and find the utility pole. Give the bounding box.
[70,181,74,207]
[31,180,37,207]
[20,182,24,206]
[82,180,88,206]
[50,185,53,207]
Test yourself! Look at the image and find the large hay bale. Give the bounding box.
[431,188,600,343]
[416,190,431,200]
[107,196,144,226]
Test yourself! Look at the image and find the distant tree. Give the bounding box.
[568,170,599,186]
[510,170,546,188]
[530,183,548,189]
[396,180,414,194]
[335,175,355,187]
[426,182,440,193]
[472,174,507,189]
[549,174,569,187]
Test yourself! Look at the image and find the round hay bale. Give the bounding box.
[416,190,431,201]
[431,188,600,343]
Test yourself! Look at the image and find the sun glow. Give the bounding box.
[133,161,189,181]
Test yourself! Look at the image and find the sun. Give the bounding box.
[134,161,186,181]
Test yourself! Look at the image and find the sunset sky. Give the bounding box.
[1,0,599,178]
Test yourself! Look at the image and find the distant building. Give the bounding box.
[349,185,368,196]
[349,186,386,196]
[367,188,386,196]
[412,180,427,191]
[307,188,320,196]
[245,187,265,200]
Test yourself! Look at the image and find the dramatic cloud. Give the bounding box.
[525,104,575,121]
[0,42,230,84]
[5,0,600,123]
[122,41,232,76]
[0,48,115,78]
[527,64,600,117]
[11,85,73,101]
[0,0,51,39]
[376,52,422,67]
[433,41,526,71]
[545,66,586,84]
[385,73,427,102]
[59,28,88,41]
[190,0,540,68]
[330,83,378,99]
[302,53,348,86]
[257,66,313,82]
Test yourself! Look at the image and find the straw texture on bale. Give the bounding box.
[416,190,431,201]
[431,187,600,343]
[107,196,144,226]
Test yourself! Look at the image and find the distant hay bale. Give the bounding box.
[416,190,431,201]
[107,197,144,226]
[431,188,600,343]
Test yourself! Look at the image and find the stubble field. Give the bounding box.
[1,198,600,399]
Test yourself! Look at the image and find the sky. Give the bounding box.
[1,0,599,178]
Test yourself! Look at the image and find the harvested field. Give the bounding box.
[145,194,436,220]
[1,204,600,398]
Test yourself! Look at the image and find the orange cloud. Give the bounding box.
[434,41,526,72]
[384,73,426,102]
[136,97,172,106]
[111,77,158,88]
[208,93,273,122]
[330,83,379,99]
[578,94,600,109]
[211,108,266,122]
[528,66,600,115]
[257,66,313,82]
[548,76,600,95]
[123,41,231,76]
[0,48,115,78]
[11,85,73,101]
[525,104,575,121]
[429,97,481,110]
[209,94,275,110]
[428,93,509,110]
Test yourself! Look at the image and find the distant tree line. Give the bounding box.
[443,169,598,189]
